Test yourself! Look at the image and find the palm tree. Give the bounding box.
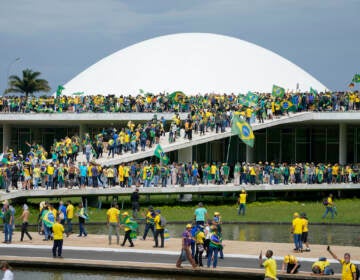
[4,68,51,99]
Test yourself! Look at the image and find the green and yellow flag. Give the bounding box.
[310,87,318,95]
[168,91,186,102]
[154,144,169,164]
[231,115,255,148]
[56,85,65,97]
[272,85,285,98]
[246,91,258,103]
[352,74,360,83]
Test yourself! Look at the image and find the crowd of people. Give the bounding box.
[1,90,360,115]
[1,157,359,193]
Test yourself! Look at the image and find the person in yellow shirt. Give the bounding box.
[238,189,247,216]
[52,217,64,258]
[291,212,303,252]
[328,247,356,280]
[107,203,120,245]
[312,257,333,275]
[66,201,74,236]
[194,225,206,267]
[120,212,134,247]
[282,255,301,274]
[153,209,165,248]
[259,249,277,280]
[301,212,310,252]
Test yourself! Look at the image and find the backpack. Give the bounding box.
[159,215,167,227]
[323,199,329,206]
[351,263,360,280]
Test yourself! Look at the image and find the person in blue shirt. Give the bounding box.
[79,162,87,188]
[194,202,208,226]
[58,201,67,226]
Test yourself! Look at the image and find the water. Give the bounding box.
[2,269,210,280]
[33,223,359,246]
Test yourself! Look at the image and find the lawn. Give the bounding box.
[16,198,360,225]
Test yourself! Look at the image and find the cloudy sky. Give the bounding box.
[1,0,359,92]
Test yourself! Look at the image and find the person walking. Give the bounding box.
[2,203,12,244]
[238,189,247,216]
[76,202,88,237]
[153,210,165,248]
[120,212,134,247]
[52,217,64,258]
[19,204,32,241]
[142,206,155,240]
[194,202,207,226]
[194,225,205,267]
[322,193,335,219]
[107,202,120,245]
[65,200,74,237]
[259,249,277,280]
[207,225,222,268]
[327,246,357,280]
[130,188,140,218]
[176,224,197,269]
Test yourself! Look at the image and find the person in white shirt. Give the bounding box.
[1,261,14,280]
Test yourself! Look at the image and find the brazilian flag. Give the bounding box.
[42,210,55,228]
[231,115,255,148]
[56,85,65,97]
[272,85,285,98]
[352,74,360,83]
[246,91,258,103]
[281,100,297,112]
[310,87,318,95]
[154,144,169,164]
[168,91,186,102]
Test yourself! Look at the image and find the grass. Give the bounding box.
[16,198,360,225]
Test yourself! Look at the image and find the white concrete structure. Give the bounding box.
[61,33,327,96]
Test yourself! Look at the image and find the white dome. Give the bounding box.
[62,33,327,96]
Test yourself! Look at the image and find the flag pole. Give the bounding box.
[226,135,231,164]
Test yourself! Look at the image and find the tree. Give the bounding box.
[4,68,51,99]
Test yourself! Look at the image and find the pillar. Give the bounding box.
[79,124,89,139]
[2,124,11,152]
[31,127,41,143]
[246,145,254,163]
[339,123,347,165]
[178,146,192,163]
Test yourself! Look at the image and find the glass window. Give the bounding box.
[327,144,339,163]
[327,126,339,143]
[296,143,311,162]
[267,128,280,142]
[267,143,280,162]
[296,127,311,143]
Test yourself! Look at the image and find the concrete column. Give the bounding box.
[31,127,41,143]
[246,145,254,163]
[339,123,347,165]
[79,124,89,139]
[2,124,11,152]
[178,146,192,163]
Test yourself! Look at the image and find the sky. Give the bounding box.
[1,0,360,92]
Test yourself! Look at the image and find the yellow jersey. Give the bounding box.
[52,222,64,240]
[263,258,277,279]
[107,207,120,223]
[66,204,74,219]
[340,259,356,280]
[292,217,303,234]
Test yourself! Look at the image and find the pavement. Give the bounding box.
[0,231,358,279]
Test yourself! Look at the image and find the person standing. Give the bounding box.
[142,206,155,240]
[176,224,197,269]
[207,225,222,268]
[259,249,277,280]
[322,193,335,219]
[238,189,247,216]
[327,246,357,280]
[153,209,165,248]
[291,212,303,252]
[301,212,310,251]
[194,202,208,226]
[19,204,32,241]
[2,203,12,244]
[130,188,140,218]
[107,202,120,245]
[194,225,205,267]
[52,217,64,258]
[282,255,301,274]
[58,201,67,226]
[76,202,87,237]
[0,261,14,280]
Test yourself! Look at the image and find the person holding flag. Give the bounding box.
[120,212,137,247]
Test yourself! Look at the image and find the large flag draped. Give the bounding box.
[231,115,255,148]
[310,87,318,95]
[168,91,186,102]
[272,85,285,98]
[352,74,360,83]
[56,85,65,97]
[154,144,169,164]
